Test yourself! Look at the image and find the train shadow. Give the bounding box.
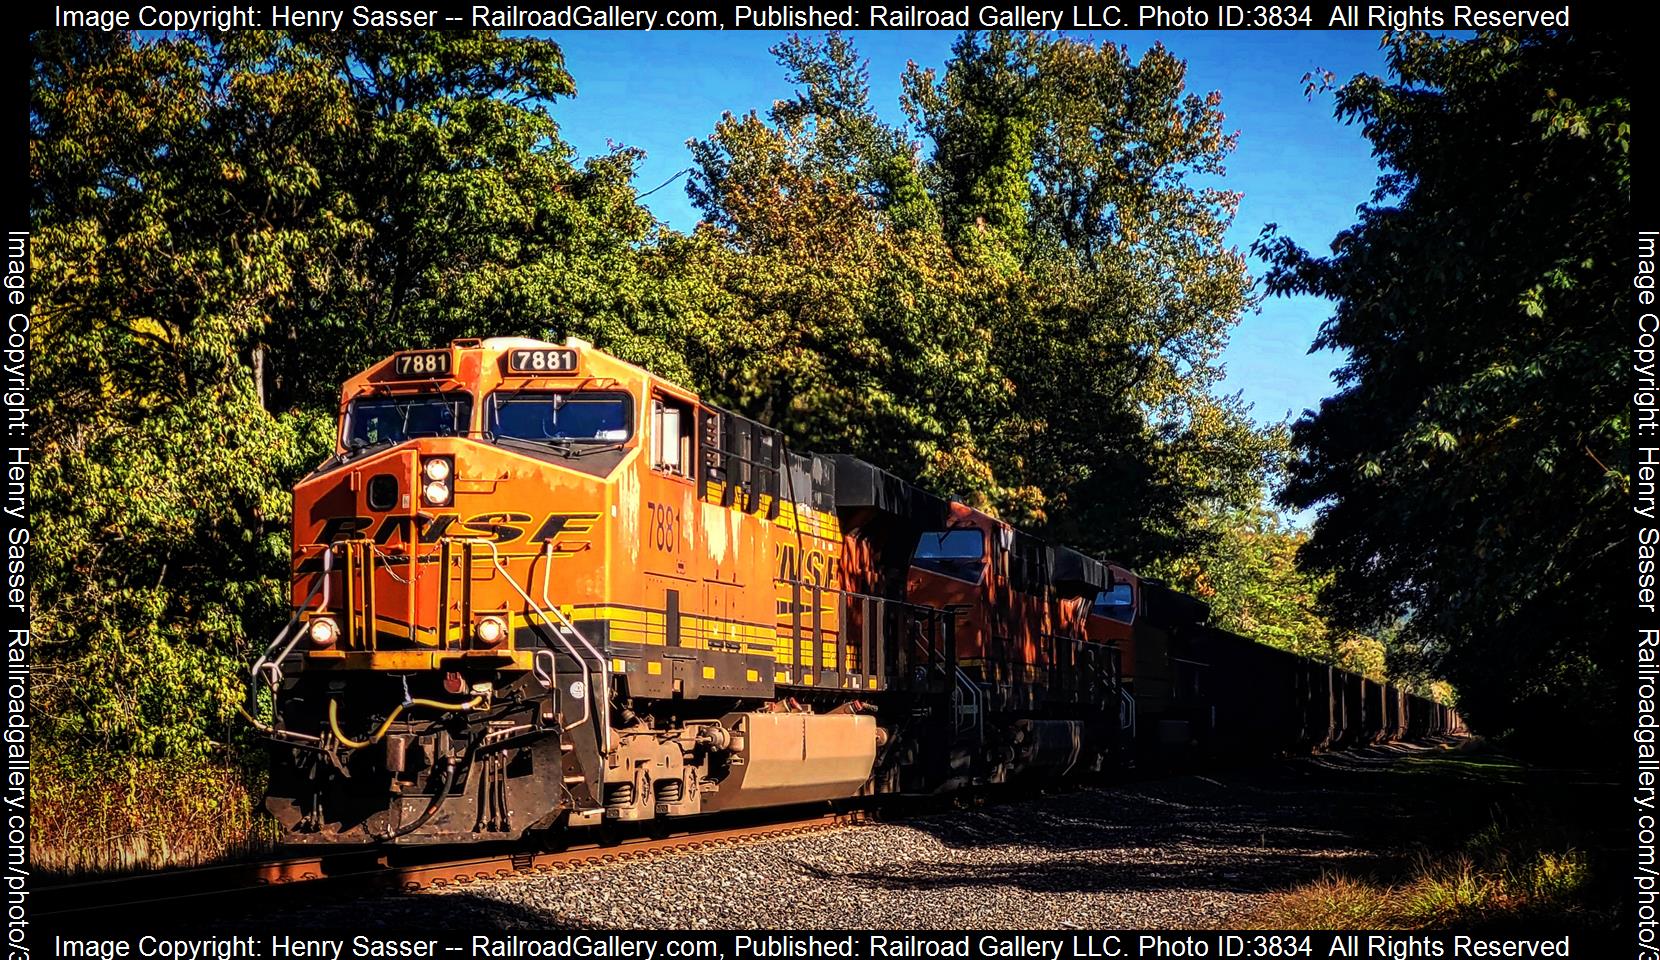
[783,737,1500,898]
[788,848,1397,897]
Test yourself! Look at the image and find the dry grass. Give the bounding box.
[32,751,278,878]
[1236,744,1610,931]
[1235,843,1590,930]
[1243,873,1399,929]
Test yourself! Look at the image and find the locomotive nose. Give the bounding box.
[293,443,464,653]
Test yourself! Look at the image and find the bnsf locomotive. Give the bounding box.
[245,337,1460,844]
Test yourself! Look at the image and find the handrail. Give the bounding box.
[538,539,614,754]
[530,541,590,740]
[455,537,613,754]
[250,546,333,692]
[952,666,982,737]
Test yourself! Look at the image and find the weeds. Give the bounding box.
[1243,874,1395,929]
[32,749,276,878]
[1236,833,1591,929]
[1236,743,1607,930]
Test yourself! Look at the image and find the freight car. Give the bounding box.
[244,337,1460,844]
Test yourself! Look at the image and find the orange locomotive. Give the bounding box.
[248,337,1125,843]
[246,337,1459,844]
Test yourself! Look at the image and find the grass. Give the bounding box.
[1233,743,1611,930]
[1239,846,1591,929]
[32,749,278,879]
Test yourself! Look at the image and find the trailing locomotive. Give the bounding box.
[245,337,1460,844]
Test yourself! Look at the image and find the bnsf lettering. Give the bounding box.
[530,513,597,542]
[317,516,375,543]
[461,511,533,543]
[775,543,841,589]
[312,512,599,547]
[371,514,459,545]
[420,514,458,543]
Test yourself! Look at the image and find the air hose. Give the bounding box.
[327,695,483,749]
[373,757,459,842]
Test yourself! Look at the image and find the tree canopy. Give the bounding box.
[1255,30,1628,746]
[684,32,1283,565]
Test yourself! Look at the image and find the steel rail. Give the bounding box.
[394,811,862,892]
[33,810,865,920]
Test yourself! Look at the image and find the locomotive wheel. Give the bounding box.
[645,817,674,840]
[531,826,570,853]
[593,819,624,847]
[528,811,572,852]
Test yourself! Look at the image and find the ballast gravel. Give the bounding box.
[395,742,1455,930]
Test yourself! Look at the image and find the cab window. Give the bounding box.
[912,530,986,583]
[346,393,472,449]
[489,391,631,443]
[1092,582,1136,624]
[651,395,694,476]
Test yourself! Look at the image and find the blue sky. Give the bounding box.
[539,30,1398,428]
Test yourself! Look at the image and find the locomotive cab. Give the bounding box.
[905,504,1124,782]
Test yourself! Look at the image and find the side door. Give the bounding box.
[641,389,700,659]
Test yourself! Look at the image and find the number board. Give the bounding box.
[392,350,451,379]
[507,348,579,375]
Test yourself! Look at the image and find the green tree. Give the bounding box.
[1255,30,1628,746]
[31,30,664,757]
[213,31,667,408]
[1151,505,1332,657]
[688,33,1281,568]
[1149,505,1398,684]
[680,35,1004,496]
[902,33,1276,563]
[901,31,1038,258]
[31,31,327,757]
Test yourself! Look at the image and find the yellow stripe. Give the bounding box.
[336,606,819,680]
[369,600,793,663]
[304,650,535,671]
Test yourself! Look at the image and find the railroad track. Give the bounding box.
[35,810,865,921]
[418,811,864,889]
[34,849,383,918]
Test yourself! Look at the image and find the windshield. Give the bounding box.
[912,529,986,582]
[489,392,631,443]
[346,393,472,448]
[1092,583,1135,623]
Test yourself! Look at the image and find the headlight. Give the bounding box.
[474,616,507,646]
[307,617,339,648]
[420,456,454,506]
